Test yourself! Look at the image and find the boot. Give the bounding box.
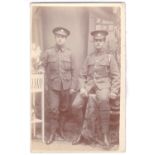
[102,134,112,149]
[104,134,110,146]
[57,117,66,140]
[57,127,65,140]
[95,138,106,146]
[45,134,55,145]
[72,134,83,145]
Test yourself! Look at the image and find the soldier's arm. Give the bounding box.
[110,55,120,96]
[79,56,88,90]
[70,53,78,90]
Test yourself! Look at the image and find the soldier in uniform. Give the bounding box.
[40,27,77,144]
[72,30,120,147]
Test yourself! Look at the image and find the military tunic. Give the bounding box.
[41,46,77,91]
[72,50,120,142]
[79,50,120,95]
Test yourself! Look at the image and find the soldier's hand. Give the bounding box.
[110,93,117,100]
[69,89,76,95]
[80,88,88,98]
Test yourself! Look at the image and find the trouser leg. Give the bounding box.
[71,92,87,126]
[96,88,110,145]
[81,94,97,142]
[72,92,86,110]
[48,89,60,136]
[71,93,88,145]
[58,89,70,138]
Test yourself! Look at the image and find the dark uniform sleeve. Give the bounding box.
[79,56,89,89]
[39,50,49,91]
[109,55,120,95]
[70,53,78,90]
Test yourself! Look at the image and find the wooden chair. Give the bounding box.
[31,73,45,143]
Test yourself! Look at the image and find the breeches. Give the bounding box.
[72,87,110,140]
[72,88,110,111]
[46,88,70,134]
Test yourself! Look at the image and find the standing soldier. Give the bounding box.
[40,27,77,144]
[72,30,120,147]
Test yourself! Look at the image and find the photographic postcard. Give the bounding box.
[30,2,125,152]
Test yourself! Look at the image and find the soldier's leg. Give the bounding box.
[72,92,86,110]
[96,88,111,146]
[71,93,88,145]
[58,89,70,139]
[80,94,97,143]
[46,89,60,144]
[71,92,87,125]
[71,83,95,118]
[73,94,101,145]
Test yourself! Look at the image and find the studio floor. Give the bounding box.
[31,139,119,152]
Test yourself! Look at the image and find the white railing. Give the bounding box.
[31,73,45,143]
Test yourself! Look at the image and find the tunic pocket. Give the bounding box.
[97,61,110,76]
[49,74,58,80]
[47,56,57,71]
[87,59,95,76]
[63,56,71,70]
[63,73,71,80]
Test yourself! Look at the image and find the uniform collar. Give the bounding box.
[55,45,65,52]
[94,48,105,56]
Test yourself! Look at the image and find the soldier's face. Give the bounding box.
[94,38,106,50]
[55,34,67,46]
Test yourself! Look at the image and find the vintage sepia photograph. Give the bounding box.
[30,2,125,152]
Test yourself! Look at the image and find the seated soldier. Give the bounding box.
[71,30,120,148]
